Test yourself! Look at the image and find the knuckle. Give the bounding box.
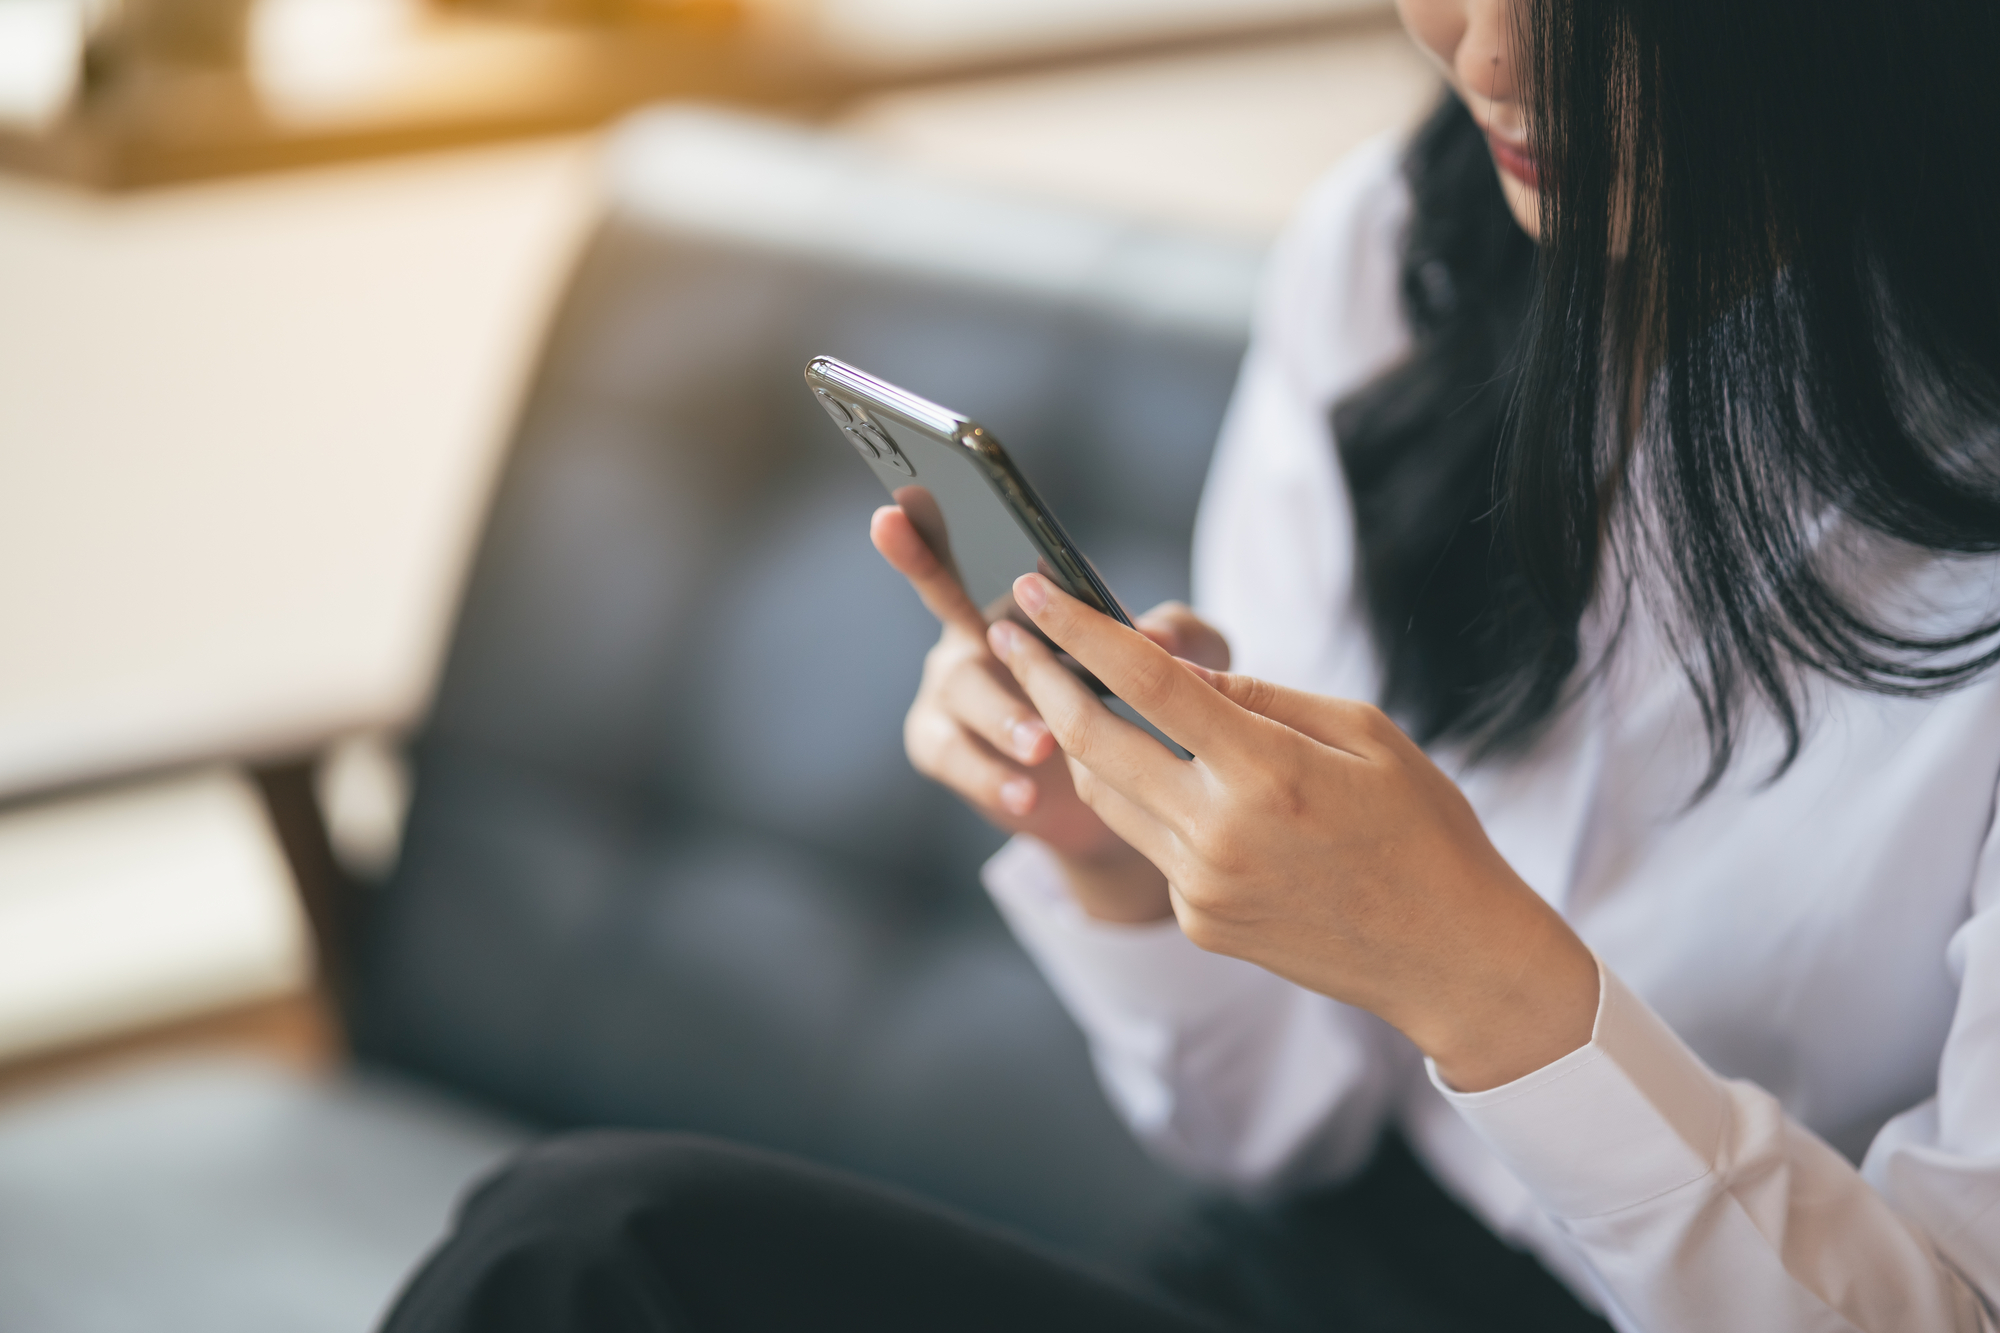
[902,708,953,775]
[949,663,1022,733]
[1122,650,1183,714]
[1231,673,1278,715]
[1177,910,1226,954]
[1181,812,1245,876]
[1163,604,1203,639]
[1191,617,1230,671]
[1242,754,1309,820]
[1030,594,1072,635]
[1068,761,1100,804]
[933,654,984,710]
[921,637,969,686]
[1346,700,1399,743]
[1352,700,1390,731]
[1042,692,1096,756]
[1354,703,1417,759]
[1375,713,1416,753]
[939,742,1004,808]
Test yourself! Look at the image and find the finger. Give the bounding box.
[1012,574,1257,765]
[1177,661,1394,761]
[871,505,988,639]
[988,617,1200,821]
[1134,602,1231,671]
[1063,757,1176,868]
[938,656,1056,765]
[913,714,1041,818]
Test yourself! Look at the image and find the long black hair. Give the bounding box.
[1336,0,2000,791]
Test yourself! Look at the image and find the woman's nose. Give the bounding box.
[1456,0,1520,110]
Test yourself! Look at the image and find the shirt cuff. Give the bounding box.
[980,835,1284,1028]
[1428,957,1731,1220]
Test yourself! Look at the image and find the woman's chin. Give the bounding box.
[1500,173,1542,241]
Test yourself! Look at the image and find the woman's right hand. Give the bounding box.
[870,505,1226,923]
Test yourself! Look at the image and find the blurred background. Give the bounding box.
[0,2,1434,1328]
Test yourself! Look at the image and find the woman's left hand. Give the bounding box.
[990,573,1600,1093]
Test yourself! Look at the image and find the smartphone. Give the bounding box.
[804,355,1189,757]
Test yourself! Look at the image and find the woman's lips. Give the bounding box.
[1486,132,1541,188]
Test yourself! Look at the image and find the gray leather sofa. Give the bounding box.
[0,106,1265,1332]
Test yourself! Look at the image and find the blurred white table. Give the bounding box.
[0,136,603,801]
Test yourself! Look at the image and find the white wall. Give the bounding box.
[805,0,1392,66]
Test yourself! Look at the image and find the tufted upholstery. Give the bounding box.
[348,107,1264,1263]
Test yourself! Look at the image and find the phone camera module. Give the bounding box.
[852,421,914,476]
[815,390,856,427]
[844,425,884,462]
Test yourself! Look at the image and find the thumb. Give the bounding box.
[1134,602,1230,671]
[1177,661,1394,760]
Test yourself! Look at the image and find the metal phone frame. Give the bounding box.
[803,356,1135,629]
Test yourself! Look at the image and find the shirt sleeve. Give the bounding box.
[983,836,1398,1188]
[1432,795,2000,1333]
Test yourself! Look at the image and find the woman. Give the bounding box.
[383,0,2000,1329]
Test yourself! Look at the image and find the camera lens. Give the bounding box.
[858,422,914,476]
[816,391,855,426]
[845,425,884,461]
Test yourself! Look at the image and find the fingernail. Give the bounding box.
[1014,575,1049,614]
[1000,778,1035,816]
[988,621,1020,657]
[1011,719,1049,761]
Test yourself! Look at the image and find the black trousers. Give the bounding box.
[380,1131,1614,1333]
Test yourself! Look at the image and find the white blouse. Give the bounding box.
[983,134,2000,1332]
